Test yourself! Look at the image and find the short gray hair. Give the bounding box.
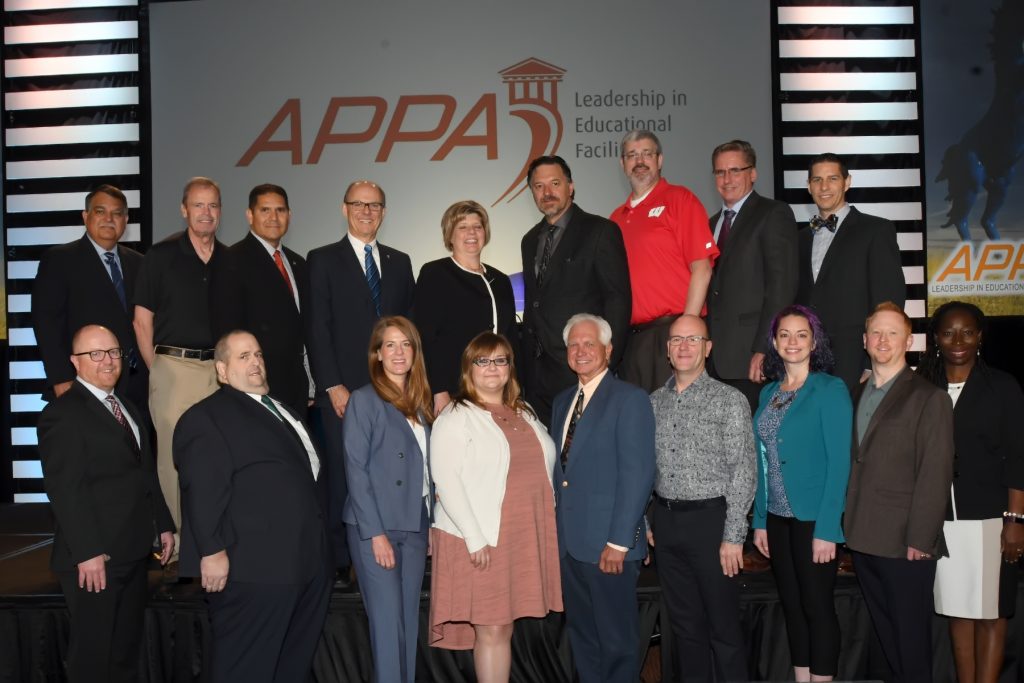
[620,129,662,156]
[562,313,613,346]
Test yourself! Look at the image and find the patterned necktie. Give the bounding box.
[273,250,294,296]
[103,252,127,311]
[364,244,382,317]
[810,214,838,232]
[536,224,557,287]
[105,395,139,455]
[718,209,736,250]
[560,389,585,469]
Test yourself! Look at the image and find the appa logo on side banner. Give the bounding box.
[237,57,566,207]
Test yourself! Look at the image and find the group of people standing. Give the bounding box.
[29,126,1024,683]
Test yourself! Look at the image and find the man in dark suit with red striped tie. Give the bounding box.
[38,324,175,683]
[210,184,311,416]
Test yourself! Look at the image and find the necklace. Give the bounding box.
[488,405,520,431]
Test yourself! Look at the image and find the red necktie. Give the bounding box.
[106,395,139,456]
[274,250,294,296]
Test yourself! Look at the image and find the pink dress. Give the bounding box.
[429,404,563,649]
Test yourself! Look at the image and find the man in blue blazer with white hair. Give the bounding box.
[551,313,656,683]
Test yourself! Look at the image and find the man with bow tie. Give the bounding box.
[795,153,905,395]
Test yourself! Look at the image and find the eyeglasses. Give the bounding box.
[712,166,753,179]
[622,150,659,162]
[345,201,384,213]
[472,357,510,367]
[72,347,124,361]
[668,335,708,347]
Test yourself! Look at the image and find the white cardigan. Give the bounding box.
[430,400,556,553]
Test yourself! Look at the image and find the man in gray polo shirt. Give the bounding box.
[648,314,756,682]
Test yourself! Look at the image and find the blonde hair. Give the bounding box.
[440,200,491,252]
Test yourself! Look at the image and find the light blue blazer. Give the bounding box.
[342,384,431,540]
[752,372,852,542]
[551,373,655,563]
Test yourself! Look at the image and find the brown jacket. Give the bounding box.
[844,367,954,558]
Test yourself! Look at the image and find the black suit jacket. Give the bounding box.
[173,385,328,583]
[945,365,1024,519]
[707,192,799,379]
[211,233,311,414]
[520,204,631,368]
[32,236,147,406]
[412,257,518,395]
[306,235,414,401]
[796,206,905,393]
[38,382,173,571]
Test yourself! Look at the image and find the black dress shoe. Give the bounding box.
[334,566,356,590]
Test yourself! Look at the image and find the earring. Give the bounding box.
[935,347,941,358]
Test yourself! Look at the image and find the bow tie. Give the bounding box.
[810,214,838,232]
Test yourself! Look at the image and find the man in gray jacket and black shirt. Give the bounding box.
[648,314,756,682]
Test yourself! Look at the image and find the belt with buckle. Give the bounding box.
[154,345,215,361]
[654,494,725,512]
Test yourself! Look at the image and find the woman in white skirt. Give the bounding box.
[917,301,1024,683]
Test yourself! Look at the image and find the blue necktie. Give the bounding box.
[364,244,382,317]
[103,251,127,311]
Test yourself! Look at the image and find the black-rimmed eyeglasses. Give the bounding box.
[472,357,510,367]
[72,348,124,361]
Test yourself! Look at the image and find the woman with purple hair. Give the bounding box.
[751,304,852,682]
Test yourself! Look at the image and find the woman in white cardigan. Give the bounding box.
[428,332,562,683]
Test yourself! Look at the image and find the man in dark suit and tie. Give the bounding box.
[844,303,954,682]
[706,140,799,411]
[307,179,415,582]
[551,314,655,683]
[33,185,148,408]
[796,153,906,395]
[521,155,631,427]
[38,324,175,682]
[174,331,331,683]
[211,184,311,415]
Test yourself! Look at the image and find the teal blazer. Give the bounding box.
[752,372,852,542]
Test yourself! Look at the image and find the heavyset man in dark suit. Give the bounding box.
[174,331,330,683]
[307,180,415,581]
[551,314,655,682]
[844,303,954,683]
[32,185,148,408]
[210,184,312,415]
[521,155,631,426]
[706,140,799,411]
[38,324,175,683]
[796,153,906,395]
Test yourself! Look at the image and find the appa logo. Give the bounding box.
[237,57,566,207]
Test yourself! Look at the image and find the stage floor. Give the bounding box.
[1,503,1020,682]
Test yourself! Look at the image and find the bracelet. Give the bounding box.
[1003,512,1024,524]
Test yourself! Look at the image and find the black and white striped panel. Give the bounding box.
[771,1,927,351]
[3,0,149,502]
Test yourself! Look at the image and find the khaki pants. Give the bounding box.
[149,354,218,558]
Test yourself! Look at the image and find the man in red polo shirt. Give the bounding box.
[610,130,718,392]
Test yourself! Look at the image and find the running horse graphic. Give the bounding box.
[936,1,1024,240]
